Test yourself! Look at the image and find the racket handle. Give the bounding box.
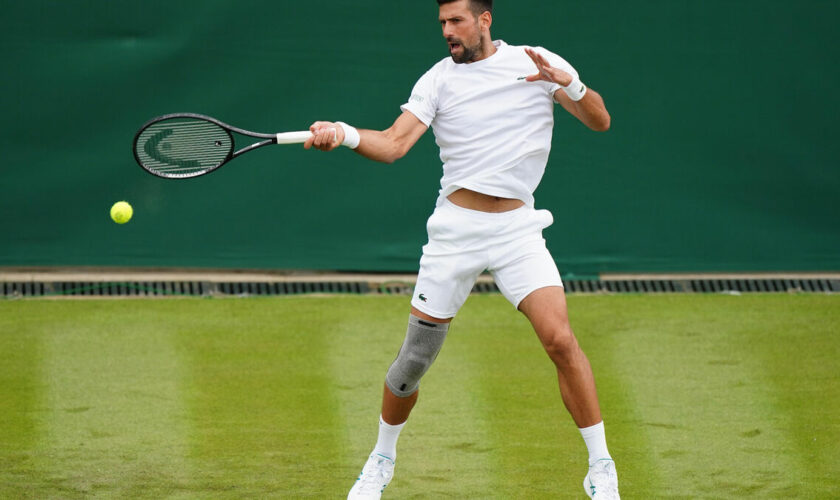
[275,131,312,144]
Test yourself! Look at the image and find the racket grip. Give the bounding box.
[275,131,312,144]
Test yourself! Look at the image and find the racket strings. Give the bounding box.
[135,118,233,177]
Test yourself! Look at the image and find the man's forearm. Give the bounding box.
[354,129,409,164]
[353,112,429,164]
[572,89,610,132]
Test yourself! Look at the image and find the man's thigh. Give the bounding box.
[517,285,572,347]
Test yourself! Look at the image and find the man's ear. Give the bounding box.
[480,11,492,31]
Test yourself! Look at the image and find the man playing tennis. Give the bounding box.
[305,1,617,498]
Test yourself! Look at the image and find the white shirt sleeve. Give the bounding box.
[400,66,439,127]
[532,46,580,97]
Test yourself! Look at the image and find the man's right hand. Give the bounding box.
[304,121,344,151]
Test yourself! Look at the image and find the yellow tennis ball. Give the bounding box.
[110,201,133,224]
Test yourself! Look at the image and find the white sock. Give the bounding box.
[579,421,612,466]
[371,415,405,461]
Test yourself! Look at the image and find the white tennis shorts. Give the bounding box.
[411,198,563,319]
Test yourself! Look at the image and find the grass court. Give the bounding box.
[1,293,838,498]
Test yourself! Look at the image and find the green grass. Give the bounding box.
[1,294,838,498]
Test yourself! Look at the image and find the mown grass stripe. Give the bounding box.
[175,297,348,497]
[35,301,190,497]
[569,295,664,499]
[600,295,811,498]
[0,303,44,499]
[732,295,840,496]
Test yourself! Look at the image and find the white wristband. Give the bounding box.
[562,76,587,102]
[336,122,361,149]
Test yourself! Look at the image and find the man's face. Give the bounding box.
[439,0,484,64]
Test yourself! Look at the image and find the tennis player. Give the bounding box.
[305,0,618,498]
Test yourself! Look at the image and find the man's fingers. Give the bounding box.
[314,128,330,149]
[306,122,322,149]
[524,48,554,83]
[304,122,343,151]
[524,47,547,66]
[313,127,341,151]
[525,49,551,72]
[524,47,541,66]
[532,51,551,70]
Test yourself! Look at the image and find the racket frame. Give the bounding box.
[133,112,310,179]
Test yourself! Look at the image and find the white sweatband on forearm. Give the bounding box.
[562,76,588,102]
[336,122,361,149]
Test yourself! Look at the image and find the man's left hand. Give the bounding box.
[524,47,573,86]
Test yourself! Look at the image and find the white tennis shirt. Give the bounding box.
[401,40,579,207]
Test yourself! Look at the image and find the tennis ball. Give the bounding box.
[110,201,133,224]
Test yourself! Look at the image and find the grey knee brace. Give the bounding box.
[385,314,449,398]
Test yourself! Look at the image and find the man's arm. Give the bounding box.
[553,87,610,132]
[304,111,429,164]
[524,48,611,132]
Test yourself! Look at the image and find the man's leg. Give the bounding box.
[518,286,619,499]
[348,308,451,500]
[518,286,600,427]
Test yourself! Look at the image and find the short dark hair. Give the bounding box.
[437,0,493,17]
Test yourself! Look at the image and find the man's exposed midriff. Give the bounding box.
[447,187,525,213]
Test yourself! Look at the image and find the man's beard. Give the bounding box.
[448,36,484,64]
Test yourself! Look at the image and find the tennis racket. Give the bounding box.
[133,113,314,179]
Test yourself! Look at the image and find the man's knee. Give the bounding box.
[541,323,580,362]
[385,314,450,397]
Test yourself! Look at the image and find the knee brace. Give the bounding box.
[385,314,449,398]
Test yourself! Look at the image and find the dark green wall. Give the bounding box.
[2,1,838,276]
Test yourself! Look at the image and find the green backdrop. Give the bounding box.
[1,1,837,276]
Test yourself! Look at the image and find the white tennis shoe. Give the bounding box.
[347,453,395,499]
[584,459,620,499]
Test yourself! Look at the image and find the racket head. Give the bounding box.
[133,113,235,179]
